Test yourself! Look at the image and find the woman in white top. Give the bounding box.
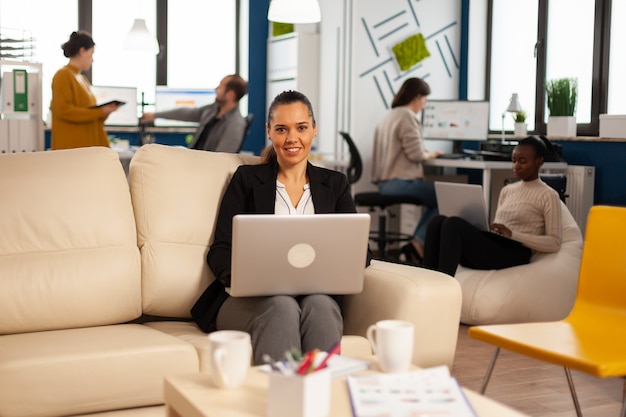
[191,90,372,364]
[422,136,563,276]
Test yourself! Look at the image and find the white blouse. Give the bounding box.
[275,180,315,215]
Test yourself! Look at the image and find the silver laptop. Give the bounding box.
[227,213,371,297]
[434,182,490,231]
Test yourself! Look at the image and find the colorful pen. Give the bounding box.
[296,351,314,375]
[313,341,341,372]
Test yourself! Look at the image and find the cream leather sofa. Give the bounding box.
[0,144,462,417]
[455,202,584,325]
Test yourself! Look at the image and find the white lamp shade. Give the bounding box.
[268,0,321,24]
[506,93,523,113]
[124,18,160,55]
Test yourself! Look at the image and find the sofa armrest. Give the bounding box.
[343,260,462,370]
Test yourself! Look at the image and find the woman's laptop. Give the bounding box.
[434,182,490,231]
[227,213,371,297]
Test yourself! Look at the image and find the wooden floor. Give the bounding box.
[451,324,624,416]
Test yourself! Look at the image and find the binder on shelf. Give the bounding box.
[0,119,9,153]
[2,70,37,114]
[17,119,38,152]
[8,118,20,153]
[13,69,28,112]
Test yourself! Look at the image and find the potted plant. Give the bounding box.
[512,111,527,137]
[546,77,577,137]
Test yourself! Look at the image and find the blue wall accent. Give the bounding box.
[556,141,626,206]
[459,0,469,100]
[241,0,270,155]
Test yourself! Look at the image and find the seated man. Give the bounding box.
[141,74,248,152]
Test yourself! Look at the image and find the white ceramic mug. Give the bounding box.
[366,320,414,373]
[207,330,252,389]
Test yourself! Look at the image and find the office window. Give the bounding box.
[92,0,157,114]
[546,0,595,124]
[467,0,488,102]
[608,0,626,114]
[0,0,77,121]
[166,1,237,89]
[488,0,539,132]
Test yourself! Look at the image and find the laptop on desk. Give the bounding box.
[434,182,491,231]
[227,213,370,297]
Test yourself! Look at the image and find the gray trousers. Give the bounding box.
[216,294,343,365]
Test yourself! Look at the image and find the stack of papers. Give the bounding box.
[324,354,370,377]
[347,366,477,417]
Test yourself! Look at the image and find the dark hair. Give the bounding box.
[224,74,248,101]
[262,90,316,164]
[516,136,547,159]
[61,31,95,58]
[391,77,431,108]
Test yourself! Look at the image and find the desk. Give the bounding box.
[164,367,529,417]
[424,159,568,217]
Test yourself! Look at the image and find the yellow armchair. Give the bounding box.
[468,205,626,417]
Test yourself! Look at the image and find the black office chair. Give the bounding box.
[339,131,423,261]
[504,173,568,203]
[539,173,568,202]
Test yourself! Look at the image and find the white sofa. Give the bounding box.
[0,144,462,417]
[455,202,584,325]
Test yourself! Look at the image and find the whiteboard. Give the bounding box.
[422,100,489,141]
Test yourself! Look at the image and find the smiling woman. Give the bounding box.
[191,90,373,365]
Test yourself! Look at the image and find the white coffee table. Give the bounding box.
[164,364,529,417]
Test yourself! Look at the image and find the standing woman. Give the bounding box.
[371,77,442,263]
[50,31,121,150]
[191,90,372,365]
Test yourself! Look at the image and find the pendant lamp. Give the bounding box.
[123,18,159,55]
[267,0,321,24]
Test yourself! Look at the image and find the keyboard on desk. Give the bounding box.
[437,153,465,160]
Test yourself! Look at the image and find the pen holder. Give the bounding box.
[267,368,331,417]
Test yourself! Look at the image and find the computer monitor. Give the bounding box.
[91,86,138,126]
[154,87,216,127]
[421,100,489,141]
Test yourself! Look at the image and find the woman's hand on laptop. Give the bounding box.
[490,223,512,237]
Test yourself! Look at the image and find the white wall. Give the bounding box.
[318,0,351,160]
[318,0,463,193]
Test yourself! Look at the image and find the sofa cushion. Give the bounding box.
[0,324,198,417]
[455,202,584,325]
[0,148,141,334]
[129,144,260,318]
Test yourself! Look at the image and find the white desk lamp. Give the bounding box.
[501,93,522,142]
[268,0,321,23]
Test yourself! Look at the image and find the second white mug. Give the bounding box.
[366,319,414,372]
[207,330,252,389]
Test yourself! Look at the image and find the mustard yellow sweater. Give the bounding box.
[50,64,109,150]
